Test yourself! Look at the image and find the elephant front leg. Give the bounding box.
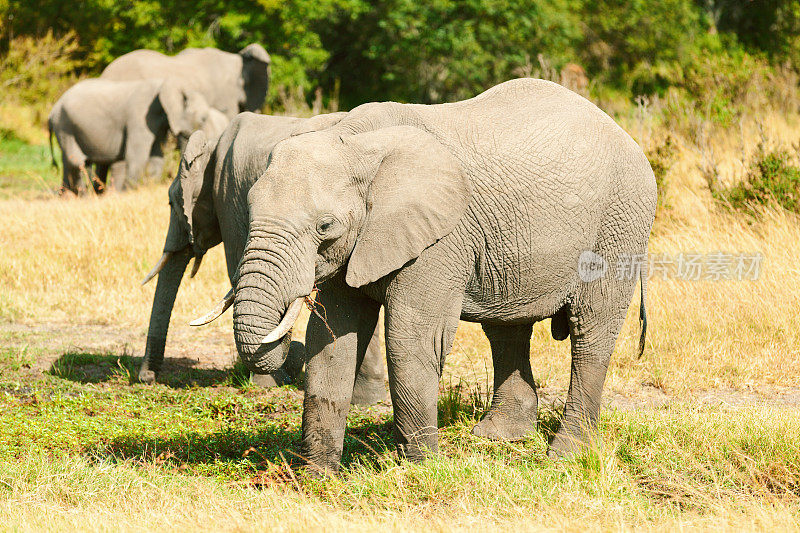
[301,279,380,475]
[472,323,538,441]
[384,296,462,462]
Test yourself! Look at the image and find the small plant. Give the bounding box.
[717,147,800,214]
[438,379,489,427]
[645,135,676,215]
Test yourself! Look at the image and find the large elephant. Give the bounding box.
[48,78,225,194]
[101,45,271,119]
[140,112,386,402]
[225,78,657,473]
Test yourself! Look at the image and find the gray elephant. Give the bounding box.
[101,44,271,119]
[48,78,222,194]
[140,112,386,402]
[222,78,656,473]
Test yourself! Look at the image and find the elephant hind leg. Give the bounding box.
[92,163,109,193]
[472,323,538,441]
[351,321,388,405]
[549,254,641,459]
[58,134,86,194]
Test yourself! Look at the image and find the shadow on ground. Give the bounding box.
[48,351,250,388]
[95,416,396,474]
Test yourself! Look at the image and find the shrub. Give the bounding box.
[0,31,82,127]
[645,136,676,215]
[718,148,800,214]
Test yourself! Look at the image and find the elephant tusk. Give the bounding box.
[141,252,173,285]
[261,297,306,344]
[189,288,234,326]
[189,254,204,278]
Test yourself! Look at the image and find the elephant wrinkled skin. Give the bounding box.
[230,78,657,473]
[140,112,386,403]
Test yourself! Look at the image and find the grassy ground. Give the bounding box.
[1,107,800,530]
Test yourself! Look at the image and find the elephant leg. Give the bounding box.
[549,260,638,458]
[301,276,381,475]
[93,164,109,193]
[58,135,85,195]
[351,321,387,405]
[147,142,165,179]
[60,162,81,196]
[472,323,537,441]
[108,161,126,190]
[121,130,155,191]
[383,292,462,463]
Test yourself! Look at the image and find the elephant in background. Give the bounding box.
[226,78,656,473]
[140,112,386,403]
[48,78,223,194]
[101,44,271,119]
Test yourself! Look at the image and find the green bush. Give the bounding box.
[718,148,800,214]
[645,136,676,215]
[0,31,81,112]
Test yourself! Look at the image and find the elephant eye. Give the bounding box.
[316,215,338,237]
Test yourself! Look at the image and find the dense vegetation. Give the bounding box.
[4,0,800,109]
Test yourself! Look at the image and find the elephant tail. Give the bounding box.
[48,118,58,170]
[637,260,647,358]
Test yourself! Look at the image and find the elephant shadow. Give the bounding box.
[48,351,251,389]
[93,417,396,476]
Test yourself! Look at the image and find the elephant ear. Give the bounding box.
[158,78,189,137]
[239,43,271,64]
[164,131,215,252]
[345,126,471,288]
[239,44,270,112]
[291,112,348,136]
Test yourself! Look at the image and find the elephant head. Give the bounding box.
[139,131,220,382]
[238,44,271,113]
[158,79,205,141]
[230,124,471,374]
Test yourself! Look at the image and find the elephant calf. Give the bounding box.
[140,112,385,402]
[224,78,657,473]
[48,78,226,194]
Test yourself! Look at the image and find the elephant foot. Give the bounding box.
[472,410,536,441]
[138,359,158,384]
[138,369,156,384]
[351,377,387,405]
[547,426,596,460]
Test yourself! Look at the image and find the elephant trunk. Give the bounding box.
[232,232,311,374]
[233,275,293,374]
[139,248,192,383]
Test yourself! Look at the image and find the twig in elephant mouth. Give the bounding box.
[304,286,337,344]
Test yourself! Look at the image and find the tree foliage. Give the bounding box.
[2,0,800,107]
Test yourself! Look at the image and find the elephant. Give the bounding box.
[139,111,386,403]
[224,78,657,474]
[48,78,225,194]
[101,44,271,119]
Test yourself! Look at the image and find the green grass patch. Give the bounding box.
[0,131,61,198]
[1,346,799,528]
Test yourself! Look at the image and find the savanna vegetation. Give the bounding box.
[1,0,800,530]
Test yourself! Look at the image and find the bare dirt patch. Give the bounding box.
[2,321,800,411]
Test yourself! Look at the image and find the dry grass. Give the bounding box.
[2,111,800,394]
[2,102,800,530]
